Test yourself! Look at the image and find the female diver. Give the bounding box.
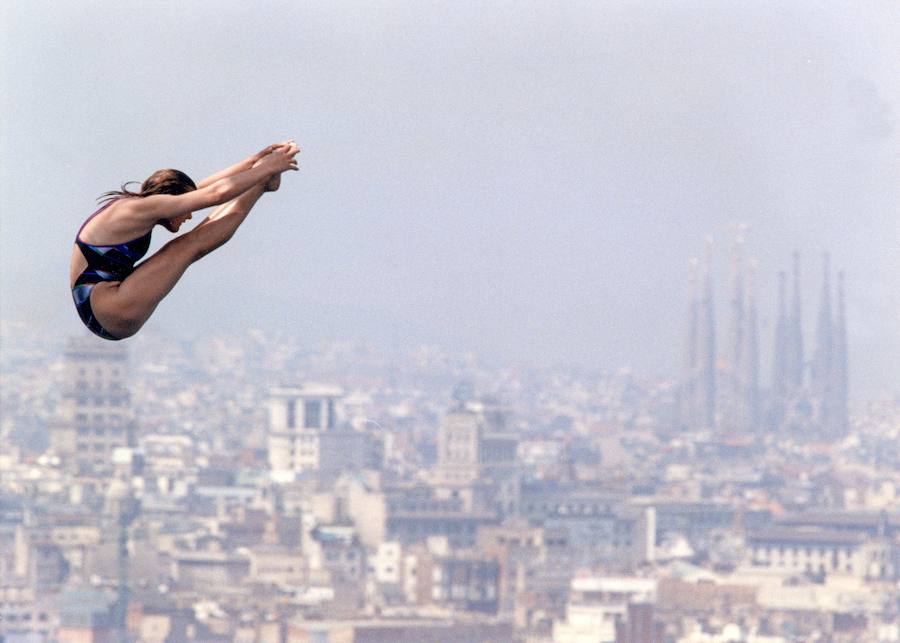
[69,140,300,340]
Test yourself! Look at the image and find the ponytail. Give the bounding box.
[98,169,196,203]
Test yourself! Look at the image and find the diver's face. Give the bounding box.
[162,212,192,232]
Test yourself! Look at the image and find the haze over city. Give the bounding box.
[4,4,900,642]
[2,0,897,396]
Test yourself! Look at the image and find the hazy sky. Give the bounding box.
[2,1,898,397]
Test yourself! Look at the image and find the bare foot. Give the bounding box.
[264,173,281,192]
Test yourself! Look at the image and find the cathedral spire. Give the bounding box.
[700,237,717,429]
[681,258,700,429]
[772,270,789,409]
[813,252,835,433]
[834,270,849,435]
[729,228,746,432]
[743,259,760,431]
[789,251,805,390]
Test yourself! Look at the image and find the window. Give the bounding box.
[304,400,321,428]
[287,400,296,429]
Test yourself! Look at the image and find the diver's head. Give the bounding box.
[98,169,198,232]
[140,169,197,232]
[140,168,197,198]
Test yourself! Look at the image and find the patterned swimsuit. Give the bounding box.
[72,200,152,340]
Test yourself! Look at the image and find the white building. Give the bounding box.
[745,526,894,579]
[435,401,518,487]
[553,576,657,643]
[369,541,402,585]
[267,385,343,481]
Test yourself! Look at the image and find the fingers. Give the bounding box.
[262,156,300,174]
[276,140,300,154]
[258,140,301,175]
[271,139,298,152]
[259,140,297,159]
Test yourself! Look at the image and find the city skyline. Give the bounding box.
[3,328,900,641]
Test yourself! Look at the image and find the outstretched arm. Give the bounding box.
[196,140,295,188]
[126,145,299,223]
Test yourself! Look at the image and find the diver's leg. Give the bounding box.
[90,184,266,338]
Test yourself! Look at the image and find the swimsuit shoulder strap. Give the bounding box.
[76,198,120,243]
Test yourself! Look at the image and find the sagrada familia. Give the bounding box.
[680,231,849,439]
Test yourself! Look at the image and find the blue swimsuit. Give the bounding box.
[72,200,152,340]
